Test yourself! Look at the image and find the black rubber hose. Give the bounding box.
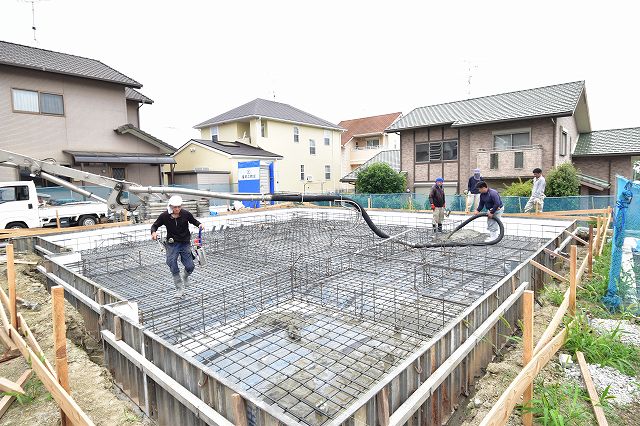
[270,194,504,248]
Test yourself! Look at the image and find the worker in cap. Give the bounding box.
[429,177,446,233]
[465,168,483,213]
[151,195,204,297]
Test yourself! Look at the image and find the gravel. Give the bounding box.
[590,318,640,346]
[564,362,640,405]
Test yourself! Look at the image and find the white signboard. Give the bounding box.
[239,166,259,181]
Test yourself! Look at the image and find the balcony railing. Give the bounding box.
[477,145,544,178]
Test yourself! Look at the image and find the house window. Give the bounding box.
[300,165,305,181]
[12,89,64,116]
[293,127,299,143]
[112,167,126,180]
[415,140,458,162]
[324,130,331,146]
[514,151,524,169]
[493,132,530,150]
[366,139,380,149]
[490,153,499,170]
[560,131,568,156]
[261,120,268,137]
[324,165,331,180]
[309,139,316,155]
[211,126,218,143]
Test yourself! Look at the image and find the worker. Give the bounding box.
[465,168,483,213]
[524,167,546,213]
[429,177,446,232]
[474,181,504,242]
[150,195,204,297]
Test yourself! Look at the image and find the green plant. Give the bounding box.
[547,163,580,197]
[564,313,640,376]
[355,163,406,194]
[0,377,44,405]
[543,286,565,307]
[519,382,592,425]
[501,178,533,197]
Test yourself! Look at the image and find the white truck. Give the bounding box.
[0,180,107,229]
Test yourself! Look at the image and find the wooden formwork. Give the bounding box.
[23,220,576,426]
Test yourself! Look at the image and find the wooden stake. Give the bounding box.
[569,245,577,316]
[0,369,32,418]
[232,393,248,426]
[6,244,17,330]
[0,377,25,394]
[576,352,608,425]
[52,286,70,426]
[588,225,594,279]
[55,210,61,229]
[376,387,390,426]
[522,290,534,426]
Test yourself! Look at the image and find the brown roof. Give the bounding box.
[338,112,402,146]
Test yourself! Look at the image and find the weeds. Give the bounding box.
[519,382,593,425]
[543,285,565,307]
[0,377,45,405]
[564,313,640,376]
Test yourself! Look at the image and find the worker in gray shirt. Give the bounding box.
[524,168,546,213]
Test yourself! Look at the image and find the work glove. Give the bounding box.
[430,204,435,210]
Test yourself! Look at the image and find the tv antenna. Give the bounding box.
[464,60,478,97]
[20,0,49,42]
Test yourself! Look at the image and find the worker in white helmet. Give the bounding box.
[150,195,204,297]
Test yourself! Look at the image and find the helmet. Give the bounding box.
[168,195,183,206]
[435,177,444,183]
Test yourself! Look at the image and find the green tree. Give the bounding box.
[501,178,533,196]
[546,163,580,197]
[355,163,406,193]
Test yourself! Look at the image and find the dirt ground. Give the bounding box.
[0,253,152,426]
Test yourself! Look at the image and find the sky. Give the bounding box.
[1,0,639,147]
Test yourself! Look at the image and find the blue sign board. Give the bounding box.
[238,160,261,208]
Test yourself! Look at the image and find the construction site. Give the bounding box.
[15,204,577,426]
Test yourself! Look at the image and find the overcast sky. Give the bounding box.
[1,0,639,147]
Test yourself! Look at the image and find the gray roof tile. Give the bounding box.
[125,88,153,104]
[194,98,343,130]
[341,150,400,182]
[574,127,640,156]
[0,40,142,88]
[387,81,585,131]
[187,139,282,158]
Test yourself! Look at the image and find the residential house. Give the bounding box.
[341,150,400,186]
[168,139,282,191]
[573,127,640,195]
[386,81,590,195]
[338,112,402,180]
[0,40,174,186]
[193,98,344,193]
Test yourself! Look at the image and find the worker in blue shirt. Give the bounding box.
[465,168,483,213]
[473,181,504,242]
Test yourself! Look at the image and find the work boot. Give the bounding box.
[181,270,190,288]
[432,224,437,233]
[437,224,443,233]
[173,274,184,298]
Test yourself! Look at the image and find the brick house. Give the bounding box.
[573,127,640,195]
[386,81,590,195]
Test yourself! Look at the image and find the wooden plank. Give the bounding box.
[508,208,608,216]
[377,387,390,426]
[564,230,588,246]
[17,313,56,376]
[52,286,70,426]
[0,259,37,265]
[543,247,568,262]
[588,226,594,279]
[529,260,567,283]
[0,377,25,394]
[569,246,577,316]
[533,288,569,355]
[101,330,234,426]
[479,329,567,426]
[0,221,133,240]
[576,351,608,426]
[594,217,602,257]
[387,282,529,426]
[522,291,534,426]
[599,210,612,256]
[0,327,17,352]
[114,316,122,341]
[9,323,94,425]
[6,244,17,330]
[0,369,32,418]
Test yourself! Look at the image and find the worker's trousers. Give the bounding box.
[466,193,480,212]
[524,196,544,213]
[166,242,195,276]
[487,208,504,236]
[432,207,445,225]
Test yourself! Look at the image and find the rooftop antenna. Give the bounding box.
[21,0,49,43]
[464,59,478,97]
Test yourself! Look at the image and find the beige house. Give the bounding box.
[338,112,402,180]
[386,81,590,195]
[168,139,282,191]
[193,98,344,193]
[0,40,174,186]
